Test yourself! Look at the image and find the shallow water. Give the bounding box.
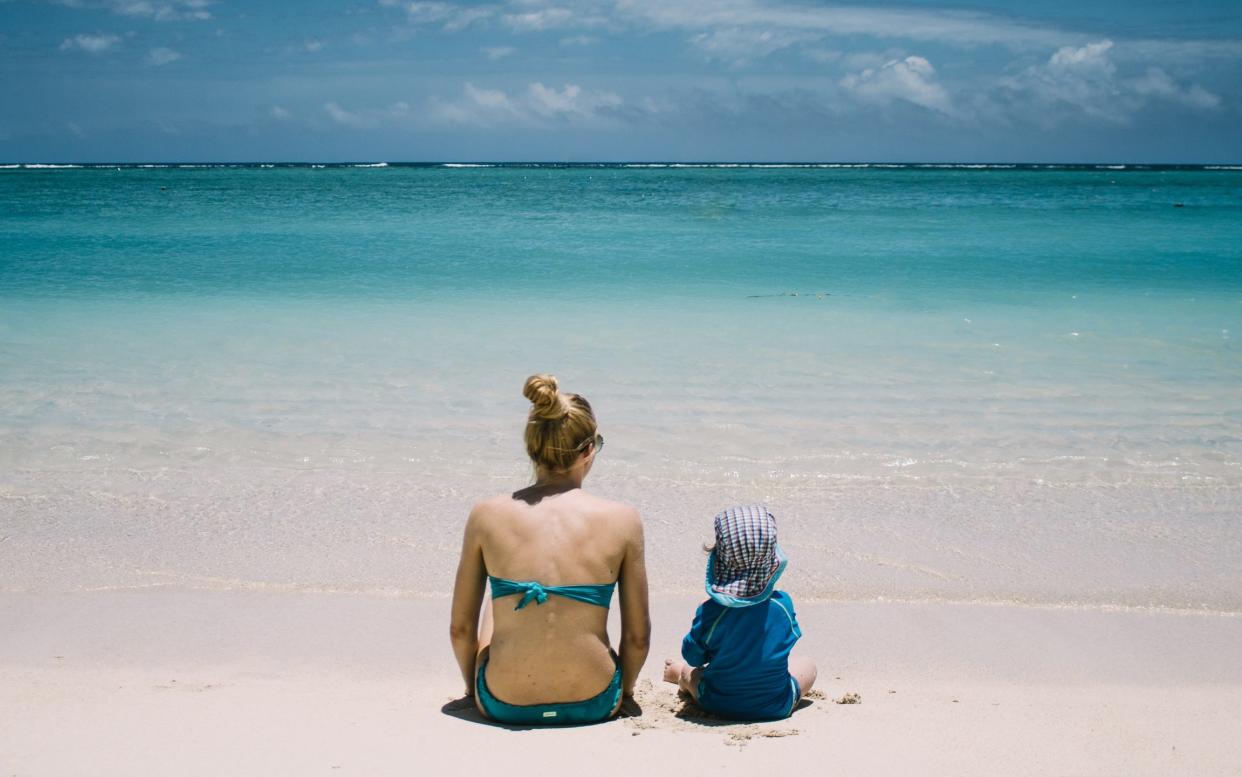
[2,165,1240,609]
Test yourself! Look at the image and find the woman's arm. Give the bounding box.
[448,505,488,695]
[616,508,651,698]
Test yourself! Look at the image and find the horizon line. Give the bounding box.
[4,160,1241,168]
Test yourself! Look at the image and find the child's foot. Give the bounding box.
[662,659,685,685]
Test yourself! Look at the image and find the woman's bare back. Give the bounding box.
[470,487,643,704]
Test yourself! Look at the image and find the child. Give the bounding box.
[663,505,817,720]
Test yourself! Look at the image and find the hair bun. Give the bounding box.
[523,374,571,420]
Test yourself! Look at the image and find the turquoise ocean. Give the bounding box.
[2,163,1241,611]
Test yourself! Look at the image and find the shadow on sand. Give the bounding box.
[440,695,643,731]
[669,692,815,728]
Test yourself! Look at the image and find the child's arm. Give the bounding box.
[680,602,720,667]
[774,590,803,641]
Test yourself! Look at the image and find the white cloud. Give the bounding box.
[1129,66,1220,110]
[615,0,1074,50]
[304,39,325,53]
[464,83,513,111]
[367,0,1068,50]
[324,100,412,129]
[378,0,493,31]
[1048,38,1114,70]
[364,0,1242,89]
[378,1,611,33]
[269,106,291,121]
[430,80,623,126]
[1003,40,1221,124]
[1010,40,1128,122]
[98,0,212,21]
[502,7,573,31]
[842,49,907,70]
[483,45,516,60]
[324,102,359,126]
[840,55,952,114]
[804,48,842,64]
[46,0,212,20]
[1119,38,1242,63]
[59,33,120,52]
[146,46,181,65]
[528,82,619,116]
[688,26,821,64]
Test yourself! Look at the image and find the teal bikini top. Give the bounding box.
[489,575,616,610]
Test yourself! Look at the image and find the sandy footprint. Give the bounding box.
[623,678,804,746]
[152,679,223,692]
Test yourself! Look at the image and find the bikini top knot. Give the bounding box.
[512,581,549,610]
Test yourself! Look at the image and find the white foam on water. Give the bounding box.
[914,163,1018,169]
[441,163,494,168]
[352,162,388,168]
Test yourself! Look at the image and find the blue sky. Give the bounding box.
[1,0,1240,161]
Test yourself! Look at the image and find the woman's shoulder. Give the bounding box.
[467,494,505,521]
[464,494,522,533]
[471,493,516,513]
[582,492,641,521]
[468,491,641,541]
[586,495,644,543]
[471,492,638,519]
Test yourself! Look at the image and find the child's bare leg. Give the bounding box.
[662,658,685,685]
[662,659,702,700]
[789,654,817,696]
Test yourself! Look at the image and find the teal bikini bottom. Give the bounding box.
[476,654,622,726]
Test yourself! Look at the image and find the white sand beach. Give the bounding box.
[3,590,1240,777]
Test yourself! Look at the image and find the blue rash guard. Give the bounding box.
[681,589,803,721]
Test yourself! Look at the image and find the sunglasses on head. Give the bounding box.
[577,433,604,453]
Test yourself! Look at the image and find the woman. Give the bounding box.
[449,374,650,725]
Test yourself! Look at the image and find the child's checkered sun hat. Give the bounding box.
[705,505,788,608]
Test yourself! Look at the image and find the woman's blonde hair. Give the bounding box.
[522,374,597,472]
